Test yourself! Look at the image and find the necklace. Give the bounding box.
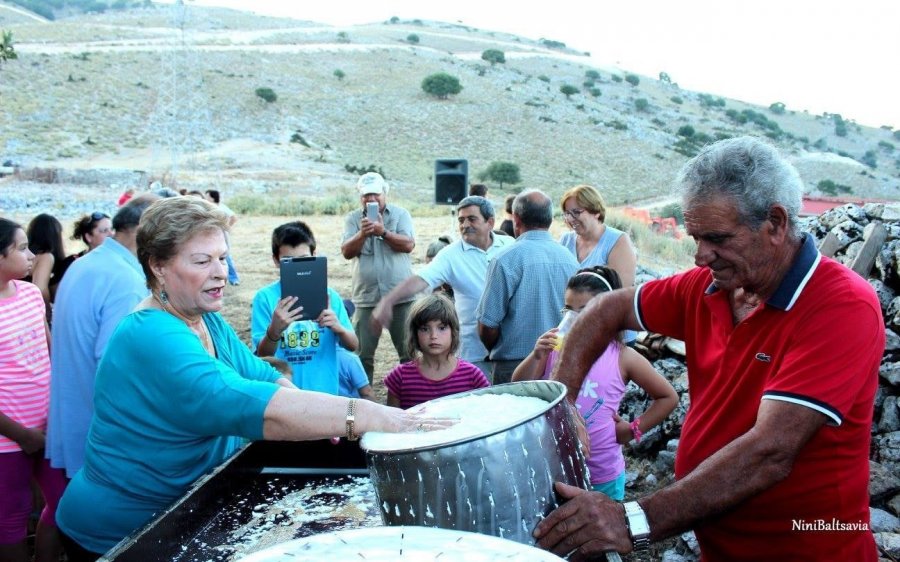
[153,292,214,354]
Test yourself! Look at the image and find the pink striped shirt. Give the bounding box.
[384,359,490,410]
[0,280,51,453]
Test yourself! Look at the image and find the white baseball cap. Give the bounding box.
[357,172,389,195]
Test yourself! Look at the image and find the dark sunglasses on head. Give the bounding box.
[91,211,109,221]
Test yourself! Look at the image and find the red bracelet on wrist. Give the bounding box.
[630,418,643,443]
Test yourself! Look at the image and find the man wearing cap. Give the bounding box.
[341,172,416,381]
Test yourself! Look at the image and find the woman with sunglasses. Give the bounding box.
[559,184,638,344]
[71,212,112,255]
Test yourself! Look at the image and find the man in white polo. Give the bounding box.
[372,196,512,378]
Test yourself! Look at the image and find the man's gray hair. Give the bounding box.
[456,195,495,220]
[677,136,803,235]
[513,189,553,229]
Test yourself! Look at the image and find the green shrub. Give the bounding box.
[817,179,852,195]
[559,84,579,99]
[634,98,649,111]
[289,131,310,147]
[421,73,462,99]
[670,95,683,105]
[769,102,786,115]
[833,114,848,137]
[625,74,640,87]
[605,119,628,131]
[255,87,277,103]
[677,125,695,137]
[481,49,505,65]
[659,71,672,83]
[538,75,550,82]
[344,163,386,177]
[878,141,895,152]
[611,74,623,83]
[589,87,601,97]
[406,34,419,44]
[336,31,350,43]
[333,69,345,80]
[861,150,877,168]
[539,39,566,49]
[585,69,601,80]
[698,93,726,108]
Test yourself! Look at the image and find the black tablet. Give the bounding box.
[279,256,328,320]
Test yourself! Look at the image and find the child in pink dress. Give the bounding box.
[385,294,489,409]
[512,266,677,500]
[0,218,67,562]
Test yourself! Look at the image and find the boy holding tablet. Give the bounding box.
[251,221,357,394]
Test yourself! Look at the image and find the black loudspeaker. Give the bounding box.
[434,159,468,205]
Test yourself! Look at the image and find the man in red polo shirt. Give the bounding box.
[534,136,883,561]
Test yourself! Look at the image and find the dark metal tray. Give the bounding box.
[101,439,381,562]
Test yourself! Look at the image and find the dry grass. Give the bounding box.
[2,6,896,207]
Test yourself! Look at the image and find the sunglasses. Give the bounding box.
[90,211,110,221]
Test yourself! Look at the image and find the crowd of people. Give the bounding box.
[0,135,886,561]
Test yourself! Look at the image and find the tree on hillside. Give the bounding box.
[406,33,419,44]
[559,84,579,99]
[421,73,462,99]
[481,49,505,66]
[625,73,640,87]
[255,87,277,103]
[0,30,17,69]
[333,69,345,81]
[479,162,521,189]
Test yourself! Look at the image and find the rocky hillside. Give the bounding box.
[1,2,898,208]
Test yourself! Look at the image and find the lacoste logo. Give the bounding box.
[755,353,771,363]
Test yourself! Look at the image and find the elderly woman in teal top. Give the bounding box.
[55,197,451,561]
[558,185,637,344]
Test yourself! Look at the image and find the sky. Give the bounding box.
[183,0,899,129]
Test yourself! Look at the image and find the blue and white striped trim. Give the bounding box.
[763,391,842,426]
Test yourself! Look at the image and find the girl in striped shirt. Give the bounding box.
[0,218,66,562]
[384,294,489,409]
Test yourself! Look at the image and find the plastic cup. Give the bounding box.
[553,310,578,351]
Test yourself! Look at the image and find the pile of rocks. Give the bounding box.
[621,203,900,560]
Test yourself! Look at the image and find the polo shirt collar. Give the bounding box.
[460,232,504,253]
[704,233,820,311]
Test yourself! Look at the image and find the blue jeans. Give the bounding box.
[226,253,239,284]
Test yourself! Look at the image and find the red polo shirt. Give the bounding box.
[637,235,882,561]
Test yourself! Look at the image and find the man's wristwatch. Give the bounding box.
[623,501,651,552]
[345,399,359,441]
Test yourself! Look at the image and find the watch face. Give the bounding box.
[630,519,651,536]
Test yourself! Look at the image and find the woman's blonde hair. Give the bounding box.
[137,196,230,290]
[405,293,460,360]
[560,184,607,223]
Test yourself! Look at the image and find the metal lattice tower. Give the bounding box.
[143,0,218,185]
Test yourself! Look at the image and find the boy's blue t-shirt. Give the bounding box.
[251,281,352,394]
[337,347,369,398]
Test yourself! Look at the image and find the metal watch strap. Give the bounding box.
[345,399,359,441]
[623,501,651,552]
